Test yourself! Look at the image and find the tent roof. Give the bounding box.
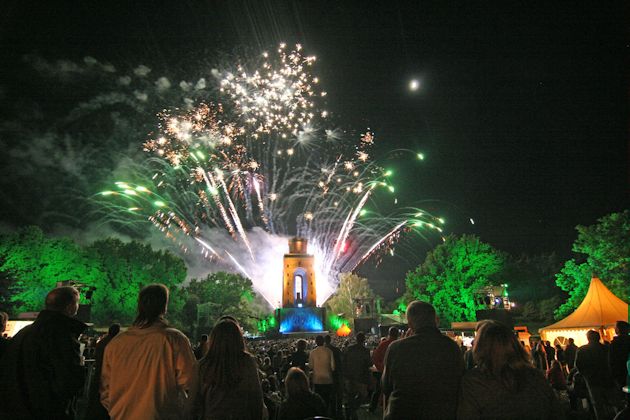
[541,277,628,332]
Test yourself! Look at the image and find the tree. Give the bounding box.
[87,238,187,325]
[502,253,566,324]
[0,226,103,314]
[404,234,506,327]
[503,253,563,304]
[185,272,259,332]
[324,272,376,328]
[555,210,630,318]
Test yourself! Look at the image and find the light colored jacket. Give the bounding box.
[101,321,197,420]
[308,345,335,385]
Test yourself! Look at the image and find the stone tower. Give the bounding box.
[282,237,316,307]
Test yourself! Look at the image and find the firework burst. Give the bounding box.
[98,44,444,308]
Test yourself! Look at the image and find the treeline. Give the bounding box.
[402,210,630,327]
[1,210,628,333]
[0,226,262,334]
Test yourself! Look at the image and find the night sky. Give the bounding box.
[1,1,628,298]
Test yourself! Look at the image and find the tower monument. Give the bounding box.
[275,237,326,334]
[282,237,316,307]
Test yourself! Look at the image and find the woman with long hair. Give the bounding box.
[197,319,265,419]
[457,321,563,419]
[277,367,326,420]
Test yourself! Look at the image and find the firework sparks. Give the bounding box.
[98,44,442,308]
[219,43,324,137]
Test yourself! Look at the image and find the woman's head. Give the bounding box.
[201,319,246,389]
[284,367,310,398]
[207,319,245,357]
[474,321,532,389]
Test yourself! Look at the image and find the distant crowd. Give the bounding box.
[0,284,628,420]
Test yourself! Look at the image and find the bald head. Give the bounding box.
[45,286,80,317]
[406,300,437,331]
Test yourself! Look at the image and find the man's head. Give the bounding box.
[45,286,80,317]
[406,300,437,332]
[568,337,574,345]
[355,332,365,345]
[388,326,400,339]
[324,334,332,345]
[108,323,121,337]
[315,335,324,346]
[133,284,169,328]
[615,320,629,336]
[586,329,600,344]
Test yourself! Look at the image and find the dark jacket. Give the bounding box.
[326,343,343,383]
[277,391,326,420]
[289,349,308,371]
[543,343,556,364]
[0,310,87,420]
[85,334,115,419]
[564,343,578,368]
[609,334,630,387]
[576,341,615,388]
[382,326,464,420]
[458,367,563,419]
[343,342,372,384]
[0,336,9,360]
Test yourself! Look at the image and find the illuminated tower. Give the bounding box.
[282,237,316,308]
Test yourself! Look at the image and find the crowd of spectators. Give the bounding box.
[0,284,628,420]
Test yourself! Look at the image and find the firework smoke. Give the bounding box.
[98,44,444,308]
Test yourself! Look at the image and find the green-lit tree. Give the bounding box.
[554,210,630,318]
[324,272,376,328]
[87,238,187,325]
[185,272,259,333]
[0,226,103,314]
[404,234,506,327]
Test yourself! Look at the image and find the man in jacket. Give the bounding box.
[324,334,343,418]
[86,323,120,419]
[564,337,578,370]
[609,321,630,389]
[100,284,197,420]
[343,332,372,420]
[369,327,399,412]
[0,286,87,420]
[576,329,621,414]
[382,300,464,420]
[308,335,335,413]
